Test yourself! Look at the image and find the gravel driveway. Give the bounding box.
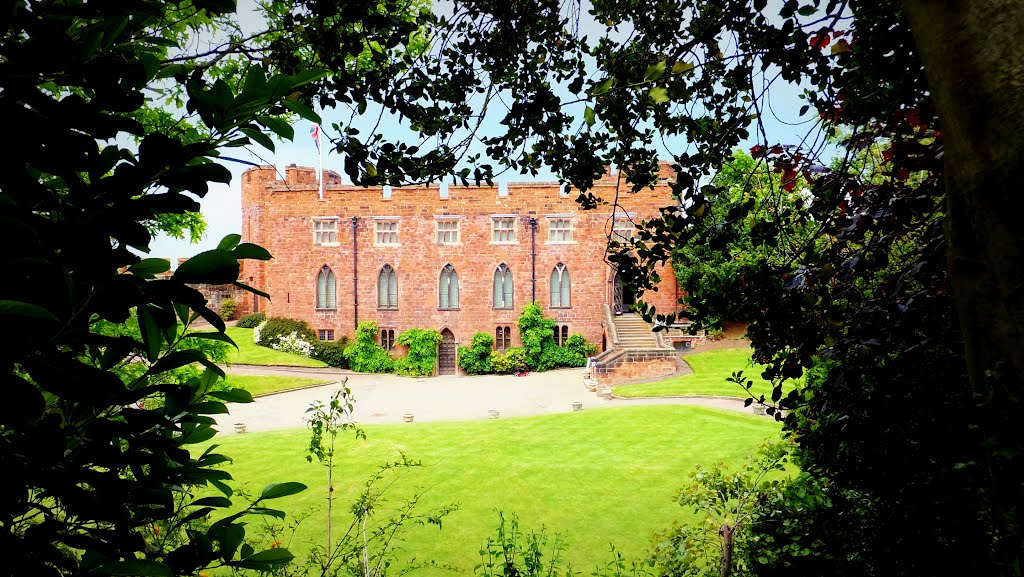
[213,366,750,434]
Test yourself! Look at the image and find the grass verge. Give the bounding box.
[199,405,782,574]
[612,348,795,399]
[224,326,328,367]
[223,374,332,397]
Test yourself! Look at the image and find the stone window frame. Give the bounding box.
[380,328,396,351]
[495,325,512,352]
[374,218,399,246]
[435,217,461,245]
[318,329,335,341]
[611,213,636,242]
[491,216,517,243]
[438,263,460,310]
[313,217,340,246]
[316,264,337,310]
[493,263,514,310]
[553,324,570,346]
[547,216,574,243]
[550,263,571,308]
[377,264,398,310]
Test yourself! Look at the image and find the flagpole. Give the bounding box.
[318,128,324,200]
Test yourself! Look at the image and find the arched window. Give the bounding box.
[493,264,513,309]
[550,263,571,308]
[316,265,336,310]
[438,264,460,309]
[377,264,398,309]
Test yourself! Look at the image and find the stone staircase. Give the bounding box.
[611,313,661,348]
[585,307,678,392]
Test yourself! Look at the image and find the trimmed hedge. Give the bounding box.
[312,338,349,368]
[256,317,316,348]
[236,312,266,328]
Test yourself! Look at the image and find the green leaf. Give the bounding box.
[649,87,670,104]
[797,5,817,16]
[0,300,58,322]
[246,548,294,564]
[137,306,163,362]
[209,388,254,403]
[173,250,240,284]
[183,331,237,349]
[233,243,272,260]
[191,400,229,415]
[95,559,172,577]
[210,478,234,497]
[584,106,596,127]
[281,98,321,124]
[129,258,171,277]
[644,61,666,82]
[592,78,613,96]
[257,116,294,140]
[259,482,307,500]
[181,424,218,445]
[192,496,232,508]
[217,234,242,251]
[672,61,694,74]
[240,127,275,152]
[233,281,269,300]
[147,350,206,375]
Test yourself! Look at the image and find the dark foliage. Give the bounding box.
[256,317,317,348]
[311,338,350,369]
[236,312,267,328]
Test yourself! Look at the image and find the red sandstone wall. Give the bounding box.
[240,164,681,349]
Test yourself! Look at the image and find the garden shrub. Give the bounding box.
[218,297,238,320]
[272,332,314,357]
[518,302,556,369]
[312,338,349,368]
[562,333,596,366]
[490,347,529,374]
[256,317,316,348]
[394,328,442,376]
[343,321,395,373]
[236,311,266,328]
[458,332,494,375]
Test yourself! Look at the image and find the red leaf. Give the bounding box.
[810,32,831,49]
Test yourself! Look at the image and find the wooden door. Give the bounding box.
[438,329,457,375]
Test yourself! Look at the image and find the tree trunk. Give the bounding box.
[901,0,1024,570]
[719,524,734,577]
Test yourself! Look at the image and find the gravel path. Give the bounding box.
[214,365,753,434]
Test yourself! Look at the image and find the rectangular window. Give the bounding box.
[318,329,335,341]
[492,217,516,242]
[380,328,396,351]
[548,218,573,242]
[612,217,634,241]
[495,326,512,352]
[375,220,399,245]
[314,219,338,245]
[437,220,459,244]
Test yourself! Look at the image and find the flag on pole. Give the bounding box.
[310,123,321,153]
[311,123,324,199]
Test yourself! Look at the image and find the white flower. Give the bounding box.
[253,320,268,345]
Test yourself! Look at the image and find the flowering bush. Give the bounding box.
[272,331,314,357]
[252,319,268,345]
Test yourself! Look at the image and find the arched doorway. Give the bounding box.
[438,329,457,375]
[613,272,637,314]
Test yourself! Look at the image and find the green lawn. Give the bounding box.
[223,374,332,397]
[613,348,793,399]
[224,326,328,367]
[199,406,781,574]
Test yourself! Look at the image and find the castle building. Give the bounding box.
[239,163,681,375]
